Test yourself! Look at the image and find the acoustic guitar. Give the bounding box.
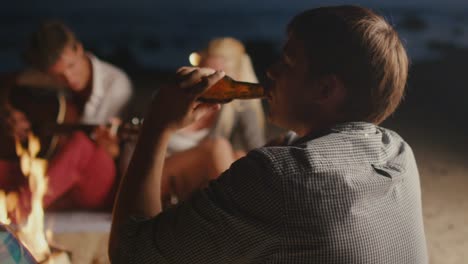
[5,85,141,159]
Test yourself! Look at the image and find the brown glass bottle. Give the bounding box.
[198,75,265,104]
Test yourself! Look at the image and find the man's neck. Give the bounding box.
[294,116,344,138]
[72,56,93,116]
[75,84,92,100]
[83,54,93,92]
[74,55,93,100]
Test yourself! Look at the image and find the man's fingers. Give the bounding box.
[176,66,191,74]
[176,67,196,77]
[108,118,121,137]
[204,70,225,89]
[173,67,225,102]
[176,66,199,75]
[188,70,226,98]
[177,68,217,89]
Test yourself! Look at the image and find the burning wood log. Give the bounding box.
[39,245,71,264]
[0,223,71,264]
[0,132,71,263]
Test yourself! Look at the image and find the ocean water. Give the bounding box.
[1,4,468,71]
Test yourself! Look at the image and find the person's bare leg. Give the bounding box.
[161,137,235,204]
[233,150,246,160]
[200,137,237,177]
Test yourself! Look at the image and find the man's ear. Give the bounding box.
[315,75,346,104]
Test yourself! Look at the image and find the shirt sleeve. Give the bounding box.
[114,150,283,263]
[105,72,133,120]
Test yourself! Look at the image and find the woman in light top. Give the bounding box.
[161,37,266,205]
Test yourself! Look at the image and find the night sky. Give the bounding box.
[2,1,467,141]
[2,0,468,13]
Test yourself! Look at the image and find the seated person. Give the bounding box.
[110,5,428,263]
[161,37,266,204]
[0,20,133,221]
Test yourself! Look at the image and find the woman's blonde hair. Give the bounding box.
[202,37,265,146]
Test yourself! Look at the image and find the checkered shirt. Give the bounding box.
[114,122,428,264]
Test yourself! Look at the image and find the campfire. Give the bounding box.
[0,133,71,263]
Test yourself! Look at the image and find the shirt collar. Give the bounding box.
[87,53,104,98]
[292,122,377,145]
[329,121,377,134]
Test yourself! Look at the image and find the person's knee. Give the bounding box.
[201,137,233,156]
[201,137,236,178]
[233,150,246,160]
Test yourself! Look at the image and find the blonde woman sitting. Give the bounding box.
[161,37,266,205]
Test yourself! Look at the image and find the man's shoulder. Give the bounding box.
[89,53,132,85]
[249,145,323,176]
[226,148,283,182]
[253,125,412,174]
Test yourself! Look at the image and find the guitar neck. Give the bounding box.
[43,122,140,137]
[50,124,97,134]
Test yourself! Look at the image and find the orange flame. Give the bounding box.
[15,133,51,261]
[0,191,10,224]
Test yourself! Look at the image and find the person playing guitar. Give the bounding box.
[0,20,133,222]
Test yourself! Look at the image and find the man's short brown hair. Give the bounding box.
[23,20,78,71]
[288,5,408,124]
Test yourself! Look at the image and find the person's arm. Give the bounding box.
[110,147,282,263]
[109,67,225,260]
[237,99,266,150]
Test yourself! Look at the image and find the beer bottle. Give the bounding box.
[198,75,265,104]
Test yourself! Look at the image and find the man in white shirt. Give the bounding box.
[79,53,133,124]
[23,21,133,124]
[0,21,133,217]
